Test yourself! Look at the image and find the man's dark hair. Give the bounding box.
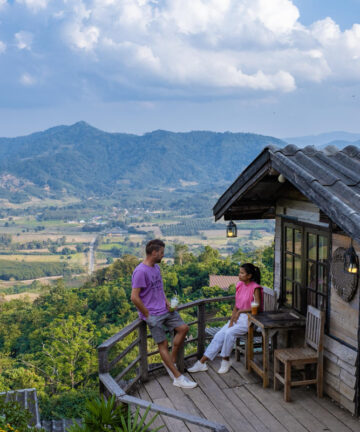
[146,239,165,255]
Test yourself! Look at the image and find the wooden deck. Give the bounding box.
[131,355,360,432]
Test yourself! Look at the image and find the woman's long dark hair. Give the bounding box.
[241,263,261,284]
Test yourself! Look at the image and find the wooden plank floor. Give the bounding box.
[131,354,360,432]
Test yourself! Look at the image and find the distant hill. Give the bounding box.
[317,139,360,150]
[0,122,285,202]
[284,131,360,147]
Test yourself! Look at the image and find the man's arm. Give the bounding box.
[131,288,149,318]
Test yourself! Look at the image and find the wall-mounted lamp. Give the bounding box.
[344,241,359,274]
[278,174,286,183]
[226,220,237,238]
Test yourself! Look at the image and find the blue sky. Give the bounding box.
[0,0,360,138]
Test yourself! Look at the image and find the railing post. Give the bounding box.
[197,302,206,359]
[98,347,109,396]
[176,335,185,373]
[139,320,149,382]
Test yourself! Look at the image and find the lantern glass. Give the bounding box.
[226,221,237,238]
[344,246,359,274]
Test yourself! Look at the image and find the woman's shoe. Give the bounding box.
[217,360,232,374]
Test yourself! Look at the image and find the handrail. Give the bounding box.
[99,373,229,432]
[98,295,235,432]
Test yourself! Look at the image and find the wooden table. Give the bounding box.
[247,310,306,388]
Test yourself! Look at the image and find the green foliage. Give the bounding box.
[67,395,163,432]
[0,243,274,420]
[0,398,45,432]
[0,260,81,281]
[39,389,98,421]
[0,234,12,247]
[161,219,226,236]
[0,123,285,201]
[36,314,99,392]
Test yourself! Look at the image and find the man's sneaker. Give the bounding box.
[217,359,232,374]
[188,360,208,373]
[173,375,197,389]
[163,362,177,380]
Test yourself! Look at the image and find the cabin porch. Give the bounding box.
[129,355,359,432]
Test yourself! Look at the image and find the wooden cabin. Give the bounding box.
[213,144,360,415]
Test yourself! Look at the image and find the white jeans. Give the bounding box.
[204,313,248,360]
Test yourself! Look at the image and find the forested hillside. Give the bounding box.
[0,244,273,420]
[0,122,285,202]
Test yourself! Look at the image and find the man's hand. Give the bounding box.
[166,299,171,311]
[145,315,157,327]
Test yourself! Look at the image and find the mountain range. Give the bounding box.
[0,122,359,204]
[0,122,285,203]
[284,131,360,148]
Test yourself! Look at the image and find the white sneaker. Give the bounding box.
[163,362,177,380]
[173,375,197,389]
[217,360,232,374]
[188,360,208,373]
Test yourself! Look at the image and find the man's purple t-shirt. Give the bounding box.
[132,262,168,320]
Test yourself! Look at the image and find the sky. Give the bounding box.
[0,0,360,138]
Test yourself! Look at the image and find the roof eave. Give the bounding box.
[213,147,272,221]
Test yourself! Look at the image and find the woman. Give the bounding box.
[188,263,262,374]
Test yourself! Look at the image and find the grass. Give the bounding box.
[0,254,62,262]
[98,242,122,251]
[0,252,86,267]
[0,196,81,210]
[9,233,94,243]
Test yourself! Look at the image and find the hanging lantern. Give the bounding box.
[226,221,237,238]
[344,243,359,274]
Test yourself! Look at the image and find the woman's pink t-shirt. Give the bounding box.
[235,281,262,311]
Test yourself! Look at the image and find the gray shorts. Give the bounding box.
[146,311,185,343]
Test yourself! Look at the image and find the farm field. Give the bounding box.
[0,198,275,288]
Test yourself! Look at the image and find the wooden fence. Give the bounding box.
[98,296,235,432]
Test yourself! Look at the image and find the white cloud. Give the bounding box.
[15,31,33,50]
[16,0,50,11]
[0,0,7,9]
[0,41,6,53]
[20,73,36,86]
[68,24,100,51]
[5,0,360,100]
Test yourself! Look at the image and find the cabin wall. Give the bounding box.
[274,199,359,415]
[324,234,359,415]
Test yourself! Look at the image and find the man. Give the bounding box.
[131,239,197,389]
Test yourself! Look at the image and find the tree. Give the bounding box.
[39,314,99,392]
[173,244,189,265]
[198,245,220,263]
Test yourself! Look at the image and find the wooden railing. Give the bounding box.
[98,296,235,432]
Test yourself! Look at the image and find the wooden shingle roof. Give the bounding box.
[213,145,360,244]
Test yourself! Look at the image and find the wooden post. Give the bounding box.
[138,320,149,382]
[176,335,185,373]
[247,319,254,371]
[98,347,109,396]
[197,302,206,359]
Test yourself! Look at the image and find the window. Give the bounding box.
[282,220,329,315]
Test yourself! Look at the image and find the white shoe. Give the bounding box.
[173,375,197,389]
[217,360,232,374]
[163,362,177,380]
[188,360,208,373]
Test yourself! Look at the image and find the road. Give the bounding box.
[88,236,97,274]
